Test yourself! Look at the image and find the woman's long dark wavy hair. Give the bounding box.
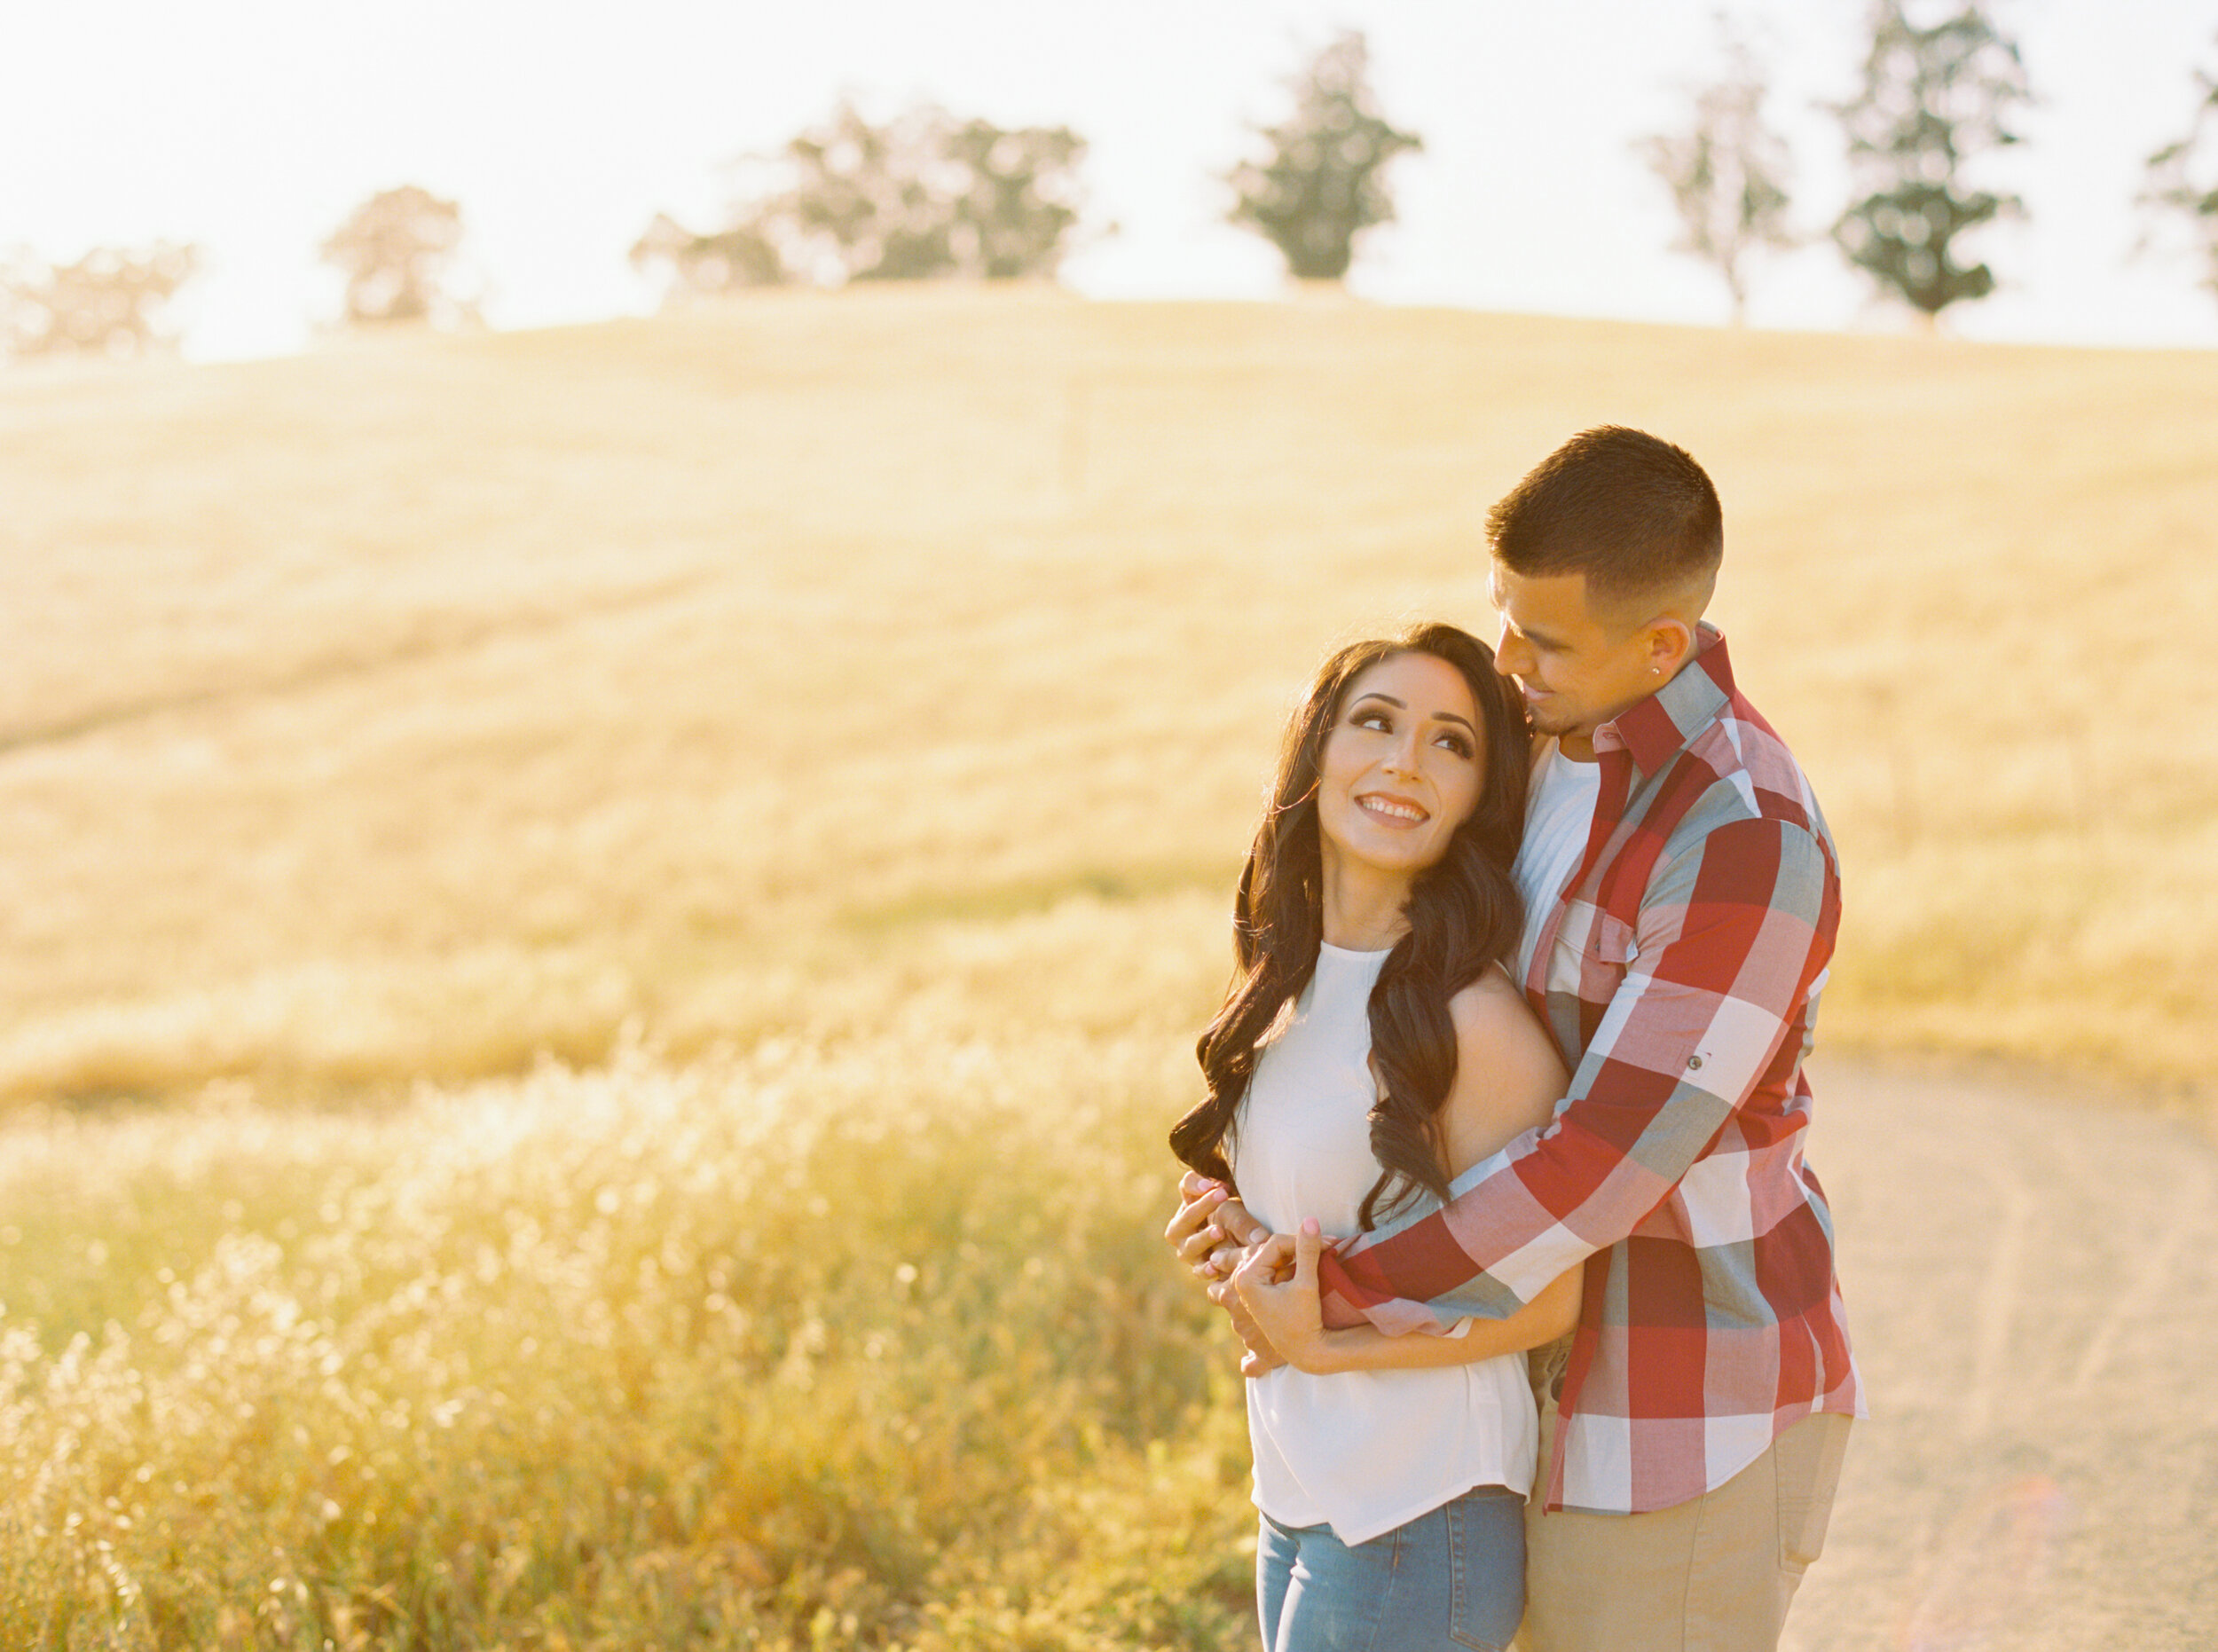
[1169,623,1531,1230]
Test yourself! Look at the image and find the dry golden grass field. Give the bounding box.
[4,289,2214,1105]
[1,288,2214,1647]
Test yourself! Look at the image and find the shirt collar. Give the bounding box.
[1591,624,1733,776]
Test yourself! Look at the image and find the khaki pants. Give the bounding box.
[1518,1403,1852,1652]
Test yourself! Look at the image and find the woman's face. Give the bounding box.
[1315,651,1486,881]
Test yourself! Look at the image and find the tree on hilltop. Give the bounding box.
[1639,21,1797,323]
[938,114,1089,279]
[1830,0,2033,324]
[321,185,476,326]
[0,242,200,359]
[629,213,786,295]
[633,100,1089,298]
[2141,39,2218,303]
[1224,30,1422,283]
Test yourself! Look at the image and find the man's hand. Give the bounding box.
[1164,1170,1269,1282]
[1215,1263,1289,1378]
[1227,1221,1330,1375]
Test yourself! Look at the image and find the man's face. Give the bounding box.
[1487,562,1669,759]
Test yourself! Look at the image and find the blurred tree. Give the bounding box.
[0,242,199,358]
[1638,23,1797,323]
[321,185,474,326]
[628,213,787,294]
[1224,30,1422,283]
[941,115,1088,279]
[634,101,1087,297]
[773,101,958,283]
[1831,0,2032,323]
[2141,43,2218,303]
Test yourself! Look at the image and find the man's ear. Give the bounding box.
[1643,617,1695,678]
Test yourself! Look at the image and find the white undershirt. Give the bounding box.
[1510,740,1602,989]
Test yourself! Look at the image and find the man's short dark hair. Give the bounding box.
[1485,426,1723,610]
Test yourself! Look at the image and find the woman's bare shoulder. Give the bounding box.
[1440,966,1570,1173]
[1448,965,1543,1042]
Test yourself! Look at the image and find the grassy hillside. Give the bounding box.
[3,290,2214,1645]
[4,287,2213,1106]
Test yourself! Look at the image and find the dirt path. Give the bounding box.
[1783,1061,2218,1650]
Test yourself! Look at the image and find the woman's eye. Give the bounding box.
[1435,733,1473,758]
[1354,712,1392,733]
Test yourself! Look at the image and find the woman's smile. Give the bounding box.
[1355,791,1429,827]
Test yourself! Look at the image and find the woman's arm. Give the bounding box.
[1227,969,1584,1376]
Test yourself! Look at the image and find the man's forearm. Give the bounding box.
[1317,817,1837,1330]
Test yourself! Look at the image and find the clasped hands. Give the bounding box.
[1164,1170,1332,1377]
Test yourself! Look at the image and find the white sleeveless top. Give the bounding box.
[1230,941,1538,1544]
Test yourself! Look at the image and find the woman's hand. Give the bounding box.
[1225,1220,1331,1375]
[1167,1174,1286,1374]
[1164,1171,1268,1282]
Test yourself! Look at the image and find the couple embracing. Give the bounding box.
[1165,426,1862,1651]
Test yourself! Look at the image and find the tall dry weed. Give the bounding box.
[0,948,1257,1646]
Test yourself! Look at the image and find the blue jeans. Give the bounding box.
[1256,1483,1526,1652]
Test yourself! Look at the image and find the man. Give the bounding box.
[1170,426,1860,1651]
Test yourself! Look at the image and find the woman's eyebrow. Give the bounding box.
[1351,691,1474,733]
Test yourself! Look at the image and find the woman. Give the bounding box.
[1166,623,1579,1652]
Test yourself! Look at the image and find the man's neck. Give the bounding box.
[1566,657,1697,760]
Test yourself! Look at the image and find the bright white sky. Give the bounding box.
[7,0,2217,360]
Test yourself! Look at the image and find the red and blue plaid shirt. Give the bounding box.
[1317,629,1864,1514]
